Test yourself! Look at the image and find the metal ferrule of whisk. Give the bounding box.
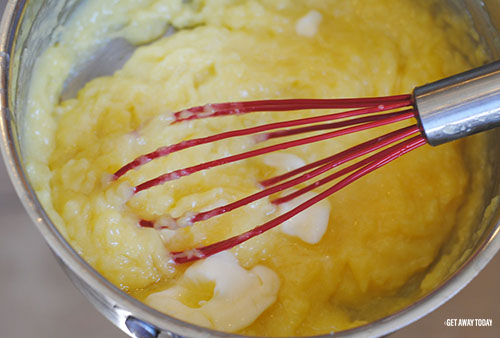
[414,60,500,146]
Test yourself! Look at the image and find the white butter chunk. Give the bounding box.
[295,10,323,38]
[262,152,306,173]
[278,191,331,244]
[145,252,280,332]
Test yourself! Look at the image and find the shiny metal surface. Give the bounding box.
[60,25,176,101]
[415,60,500,146]
[60,37,136,101]
[1,1,500,338]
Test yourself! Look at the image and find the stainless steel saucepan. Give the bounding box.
[1,1,500,337]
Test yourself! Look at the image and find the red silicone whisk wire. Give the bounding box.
[112,96,422,264]
[171,135,427,264]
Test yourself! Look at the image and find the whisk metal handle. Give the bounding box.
[414,60,500,146]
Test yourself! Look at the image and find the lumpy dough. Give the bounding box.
[25,0,490,336]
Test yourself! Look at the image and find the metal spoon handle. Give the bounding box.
[414,60,500,146]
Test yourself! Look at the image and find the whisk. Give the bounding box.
[113,61,500,264]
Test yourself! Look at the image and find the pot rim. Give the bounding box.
[1,1,499,337]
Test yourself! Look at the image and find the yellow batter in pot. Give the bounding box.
[25,0,490,336]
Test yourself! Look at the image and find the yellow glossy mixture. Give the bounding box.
[25,0,490,336]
